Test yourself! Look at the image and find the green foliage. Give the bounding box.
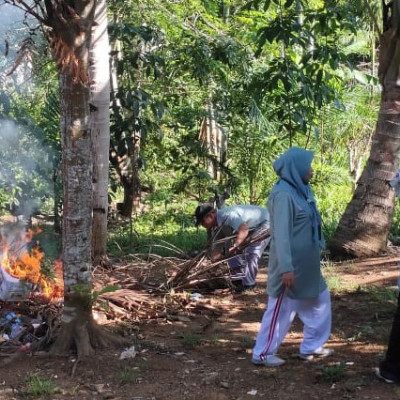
[244,0,362,145]
[108,199,206,257]
[34,225,61,260]
[0,34,59,218]
[311,161,353,243]
[2,0,391,267]
[72,283,119,308]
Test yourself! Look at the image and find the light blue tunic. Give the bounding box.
[266,148,327,299]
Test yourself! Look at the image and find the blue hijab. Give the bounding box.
[272,147,325,248]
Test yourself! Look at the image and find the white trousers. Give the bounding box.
[252,288,331,358]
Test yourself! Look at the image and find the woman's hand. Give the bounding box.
[282,272,295,289]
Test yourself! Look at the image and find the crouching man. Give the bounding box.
[194,204,270,292]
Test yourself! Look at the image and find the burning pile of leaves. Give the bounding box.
[0,226,64,355]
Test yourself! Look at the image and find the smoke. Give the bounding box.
[0,2,37,88]
[0,118,53,218]
[0,3,27,62]
[0,3,55,221]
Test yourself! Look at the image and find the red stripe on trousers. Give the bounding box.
[260,291,285,360]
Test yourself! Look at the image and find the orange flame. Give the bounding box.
[0,228,64,301]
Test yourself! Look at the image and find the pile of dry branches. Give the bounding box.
[165,228,270,289]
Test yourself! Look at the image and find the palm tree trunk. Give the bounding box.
[329,1,400,258]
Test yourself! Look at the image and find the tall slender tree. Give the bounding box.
[89,0,111,265]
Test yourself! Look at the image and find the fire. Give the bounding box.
[40,259,64,300]
[0,228,64,301]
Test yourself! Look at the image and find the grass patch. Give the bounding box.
[180,332,202,348]
[207,334,221,345]
[24,374,59,396]
[358,285,397,303]
[321,261,358,294]
[108,217,206,257]
[118,365,140,385]
[237,335,255,350]
[319,364,346,383]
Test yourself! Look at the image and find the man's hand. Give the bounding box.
[227,223,249,253]
[228,243,239,253]
[210,249,223,262]
[282,272,295,289]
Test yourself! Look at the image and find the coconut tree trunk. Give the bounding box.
[329,1,400,258]
[89,0,111,265]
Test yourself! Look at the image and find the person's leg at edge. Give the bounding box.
[252,292,296,362]
[379,293,400,381]
[297,288,332,355]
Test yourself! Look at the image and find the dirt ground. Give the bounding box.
[1,254,400,400]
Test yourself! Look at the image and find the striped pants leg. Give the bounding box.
[252,289,331,360]
[252,292,295,360]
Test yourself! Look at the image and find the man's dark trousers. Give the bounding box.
[380,293,400,381]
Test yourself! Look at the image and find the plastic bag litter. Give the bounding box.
[119,345,137,360]
[190,293,203,301]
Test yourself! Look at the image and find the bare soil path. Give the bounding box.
[1,255,400,400]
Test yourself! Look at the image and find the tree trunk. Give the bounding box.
[329,2,400,258]
[115,128,141,218]
[40,0,123,356]
[199,99,226,182]
[89,0,111,265]
[56,62,95,356]
[109,24,142,218]
[52,159,62,233]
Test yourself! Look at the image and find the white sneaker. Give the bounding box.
[299,347,334,361]
[375,368,398,384]
[252,354,286,367]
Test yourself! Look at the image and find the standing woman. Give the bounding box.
[252,147,333,367]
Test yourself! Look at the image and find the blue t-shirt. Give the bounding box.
[217,205,269,233]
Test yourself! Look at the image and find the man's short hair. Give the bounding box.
[194,204,215,226]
